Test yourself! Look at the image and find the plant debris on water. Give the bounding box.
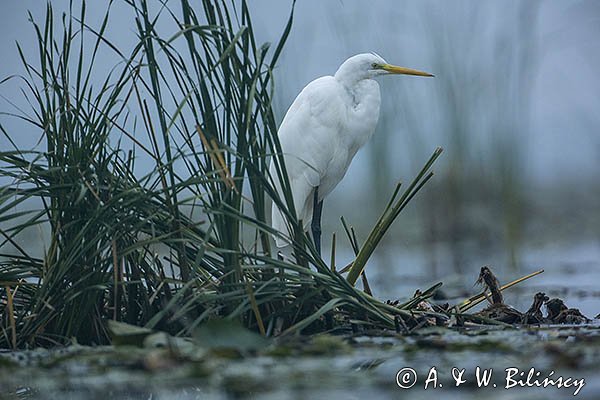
[0,1,599,399]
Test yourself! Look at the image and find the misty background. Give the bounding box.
[1,1,599,310]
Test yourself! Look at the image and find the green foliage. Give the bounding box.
[346,147,443,285]
[0,0,439,348]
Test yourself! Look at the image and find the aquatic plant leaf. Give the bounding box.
[193,319,269,352]
[108,320,154,347]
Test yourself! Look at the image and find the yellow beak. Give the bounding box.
[382,64,434,77]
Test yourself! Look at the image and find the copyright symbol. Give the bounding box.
[396,367,417,389]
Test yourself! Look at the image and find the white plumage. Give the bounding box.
[270,53,432,248]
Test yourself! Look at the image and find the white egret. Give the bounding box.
[270,53,433,254]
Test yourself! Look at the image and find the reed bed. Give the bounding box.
[0,0,442,348]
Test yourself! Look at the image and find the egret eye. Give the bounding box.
[371,63,378,69]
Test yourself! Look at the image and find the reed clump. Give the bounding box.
[0,0,446,348]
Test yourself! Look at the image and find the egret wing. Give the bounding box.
[270,76,348,247]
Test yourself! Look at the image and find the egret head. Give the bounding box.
[335,53,433,85]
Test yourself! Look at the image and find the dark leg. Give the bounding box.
[311,187,323,255]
